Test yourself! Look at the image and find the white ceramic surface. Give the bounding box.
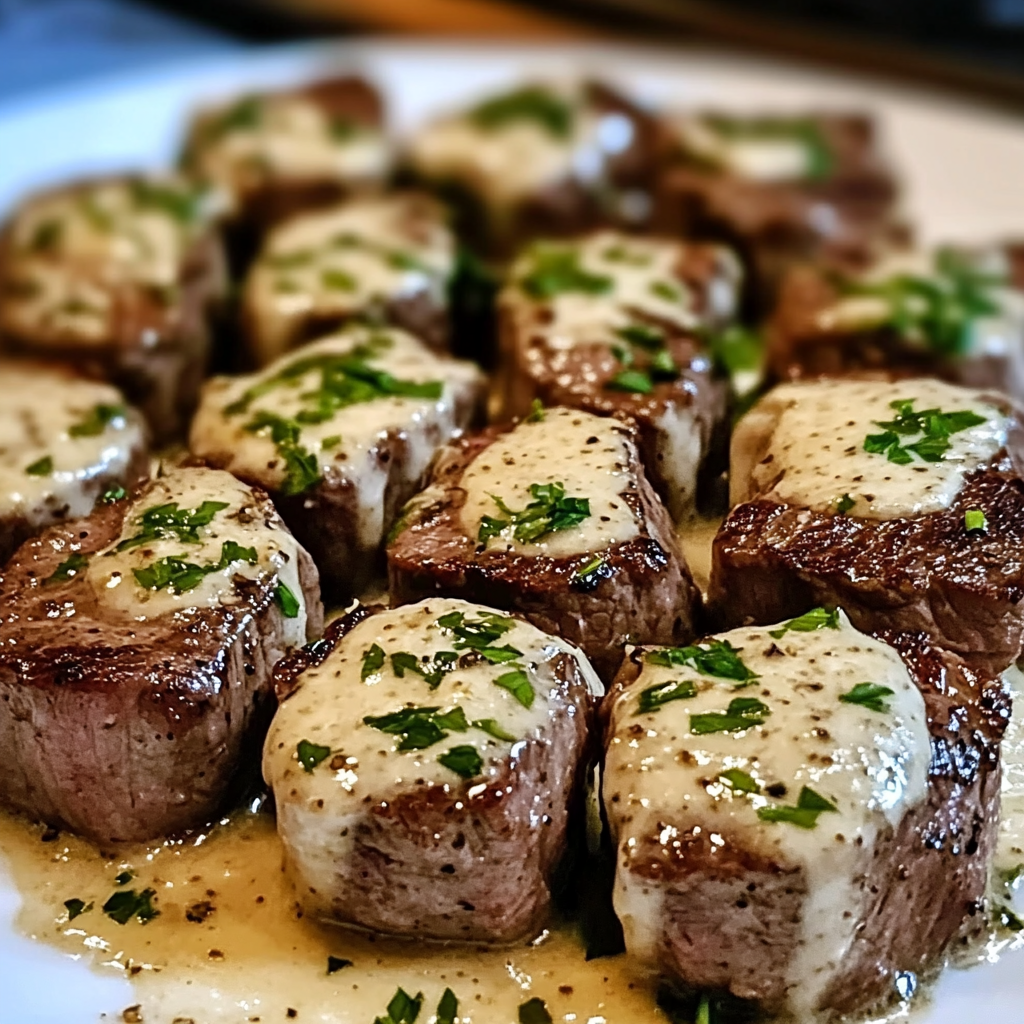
[1,38,1023,1024]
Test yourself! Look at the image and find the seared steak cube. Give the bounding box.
[190,324,485,598]
[180,75,391,246]
[404,80,660,258]
[495,231,743,518]
[710,376,1024,674]
[0,466,323,844]
[264,597,602,943]
[388,406,700,682]
[603,611,1004,1018]
[655,112,904,310]
[0,176,227,443]
[241,192,455,366]
[767,243,1024,395]
[0,360,148,564]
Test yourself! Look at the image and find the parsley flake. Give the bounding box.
[375,987,424,1024]
[45,552,88,584]
[296,739,331,773]
[25,455,53,476]
[274,582,300,618]
[363,705,469,751]
[64,898,93,920]
[645,641,757,685]
[718,769,760,794]
[102,888,159,925]
[690,697,771,735]
[836,493,856,514]
[518,997,554,1024]
[68,403,125,438]
[965,508,988,533]
[526,398,546,422]
[117,499,229,552]
[438,744,483,779]
[132,541,257,594]
[472,718,517,742]
[839,682,895,714]
[471,86,573,137]
[435,988,458,1024]
[361,643,386,680]
[863,398,987,465]
[326,956,353,974]
[768,607,840,639]
[478,482,591,544]
[390,650,458,689]
[757,786,838,829]
[100,485,127,504]
[636,678,697,715]
[493,668,535,709]
[518,245,612,300]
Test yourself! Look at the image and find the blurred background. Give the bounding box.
[0,0,1022,109]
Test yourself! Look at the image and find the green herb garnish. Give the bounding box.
[64,898,92,921]
[863,398,987,465]
[297,739,331,772]
[645,640,757,685]
[719,769,760,793]
[690,697,770,735]
[207,96,262,139]
[650,280,683,302]
[438,744,483,779]
[839,682,895,714]
[114,870,134,886]
[526,398,546,422]
[493,668,535,709]
[275,582,300,618]
[606,369,653,394]
[25,455,53,476]
[117,499,229,552]
[45,552,88,584]
[242,411,321,496]
[326,956,352,974]
[435,988,458,1024]
[28,218,63,253]
[572,555,607,586]
[472,718,517,742]
[390,650,458,689]
[374,987,424,1024]
[363,705,469,751]
[997,904,1024,934]
[836,493,856,515]
[965,508,988,533]
[361,643,386,680]
[129,180,202,224]
[471,86,573,137]
[636,678,698,715]
[102,888,159,925]
[132,540,257,594]
[757,786,838,829]
[478,481,590,544]
[518,997,553,1024]
[768,607,840,639]
[321,267,356,291]
[701,115,833,181]
[703,324,763,377]
[615,323,664,349]
[99,485,127,504]
[518,245,612,300]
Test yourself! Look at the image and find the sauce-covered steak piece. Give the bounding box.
[710,377,1024,674]
[654,112,904,311]
[404,80,660,258]
[603,611,1005,1018]
[0,466,323,844]
[0,360,148,564]
[0,176,227,443]
[190,324,485,599]
[241,192,456,366]
[179,75,391,247]
[767,243,1024,396]
[264,597,602,943]
[495,231,742,518]
[387,406,701,683]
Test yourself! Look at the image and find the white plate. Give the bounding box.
[1,38,1024,1024]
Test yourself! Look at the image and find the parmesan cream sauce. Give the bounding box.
[85,467,308,647]
[459,407,640,558]
[0,366,142,524]
[246,196,455,366]
[604,614,931,1018]
[264,598,604,917]
[739,378,1007,520]
[190,328,482,551]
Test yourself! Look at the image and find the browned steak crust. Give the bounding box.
[709,460,1024,675]
[0,486,323,844]
[387,419,701,683]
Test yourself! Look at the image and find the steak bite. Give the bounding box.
[264,597,602,943]
[0,175,227,443]
[404,80,660,257]
[710,376,1024,674]
[495,231,743,518]
[387,406,701,682]
[603,611,1003,1018]
[179,75,390,247]
[0,466,323,844]
[190,324,485,598]
[241,192,455,367]
[655,112,903,309]
[767,243,1024,395]
[0,361,148,564]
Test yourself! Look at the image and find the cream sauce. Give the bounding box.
[673,115,818,181]
[85,467,308,646]
[0,365,143,526]
[264,597,603,921]
[190,327,483,551]
[189,94,390,211]
[245,195,455,365]
[996,664,1024,877]
[738,378,1007,520]
[459,407,640,558]
[604,613,931,1017]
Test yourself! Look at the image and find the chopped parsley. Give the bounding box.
[99,485,127,504]
[839,682,895,714]
[470,85,573,137]
[242,411,321,496]
[321,434,341,450]
[493,668,535,709]
[207,95,262,140]
[636,678,697,715]
[571,555,608,588]
[479,481,591,544]
[690,697,770,735]
[45,552,88,584]
[435,988,458,1024]
[102,887,159,925]
[472,718,517,742]
[703,324,763,379]
[321,267,356,291]
[701,115,833,181]
[518,245,612,300]
[28,218,63,253]
[68,403,125,437]
[437,610,520,661]
[606,369,654,394]
[650,280,683,302]
[645,640,757,685]
[863,398,987,465]
[63,898,92,920]
[965,508,988,533]
[361,643,386,680]
[25,455,53,476]
[438,744,484,779]
[117,499,229,552]
[526,398,546,422]
[615,323,664,349]
[768,607,840,639]
[390,650,459,689]
[274,582,300,618]
[296,739,331,773]
[374,987,424,1024]
[518,997,554,1024]
[129,179,202,225]
[757,786,838,829]
[836,493,856,515]
[362,705,469,751]
[996,904,1024,934]
[718,768,760,794]
[132,540,257,593]
[326,956,352,974]
[114,870,134,886]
